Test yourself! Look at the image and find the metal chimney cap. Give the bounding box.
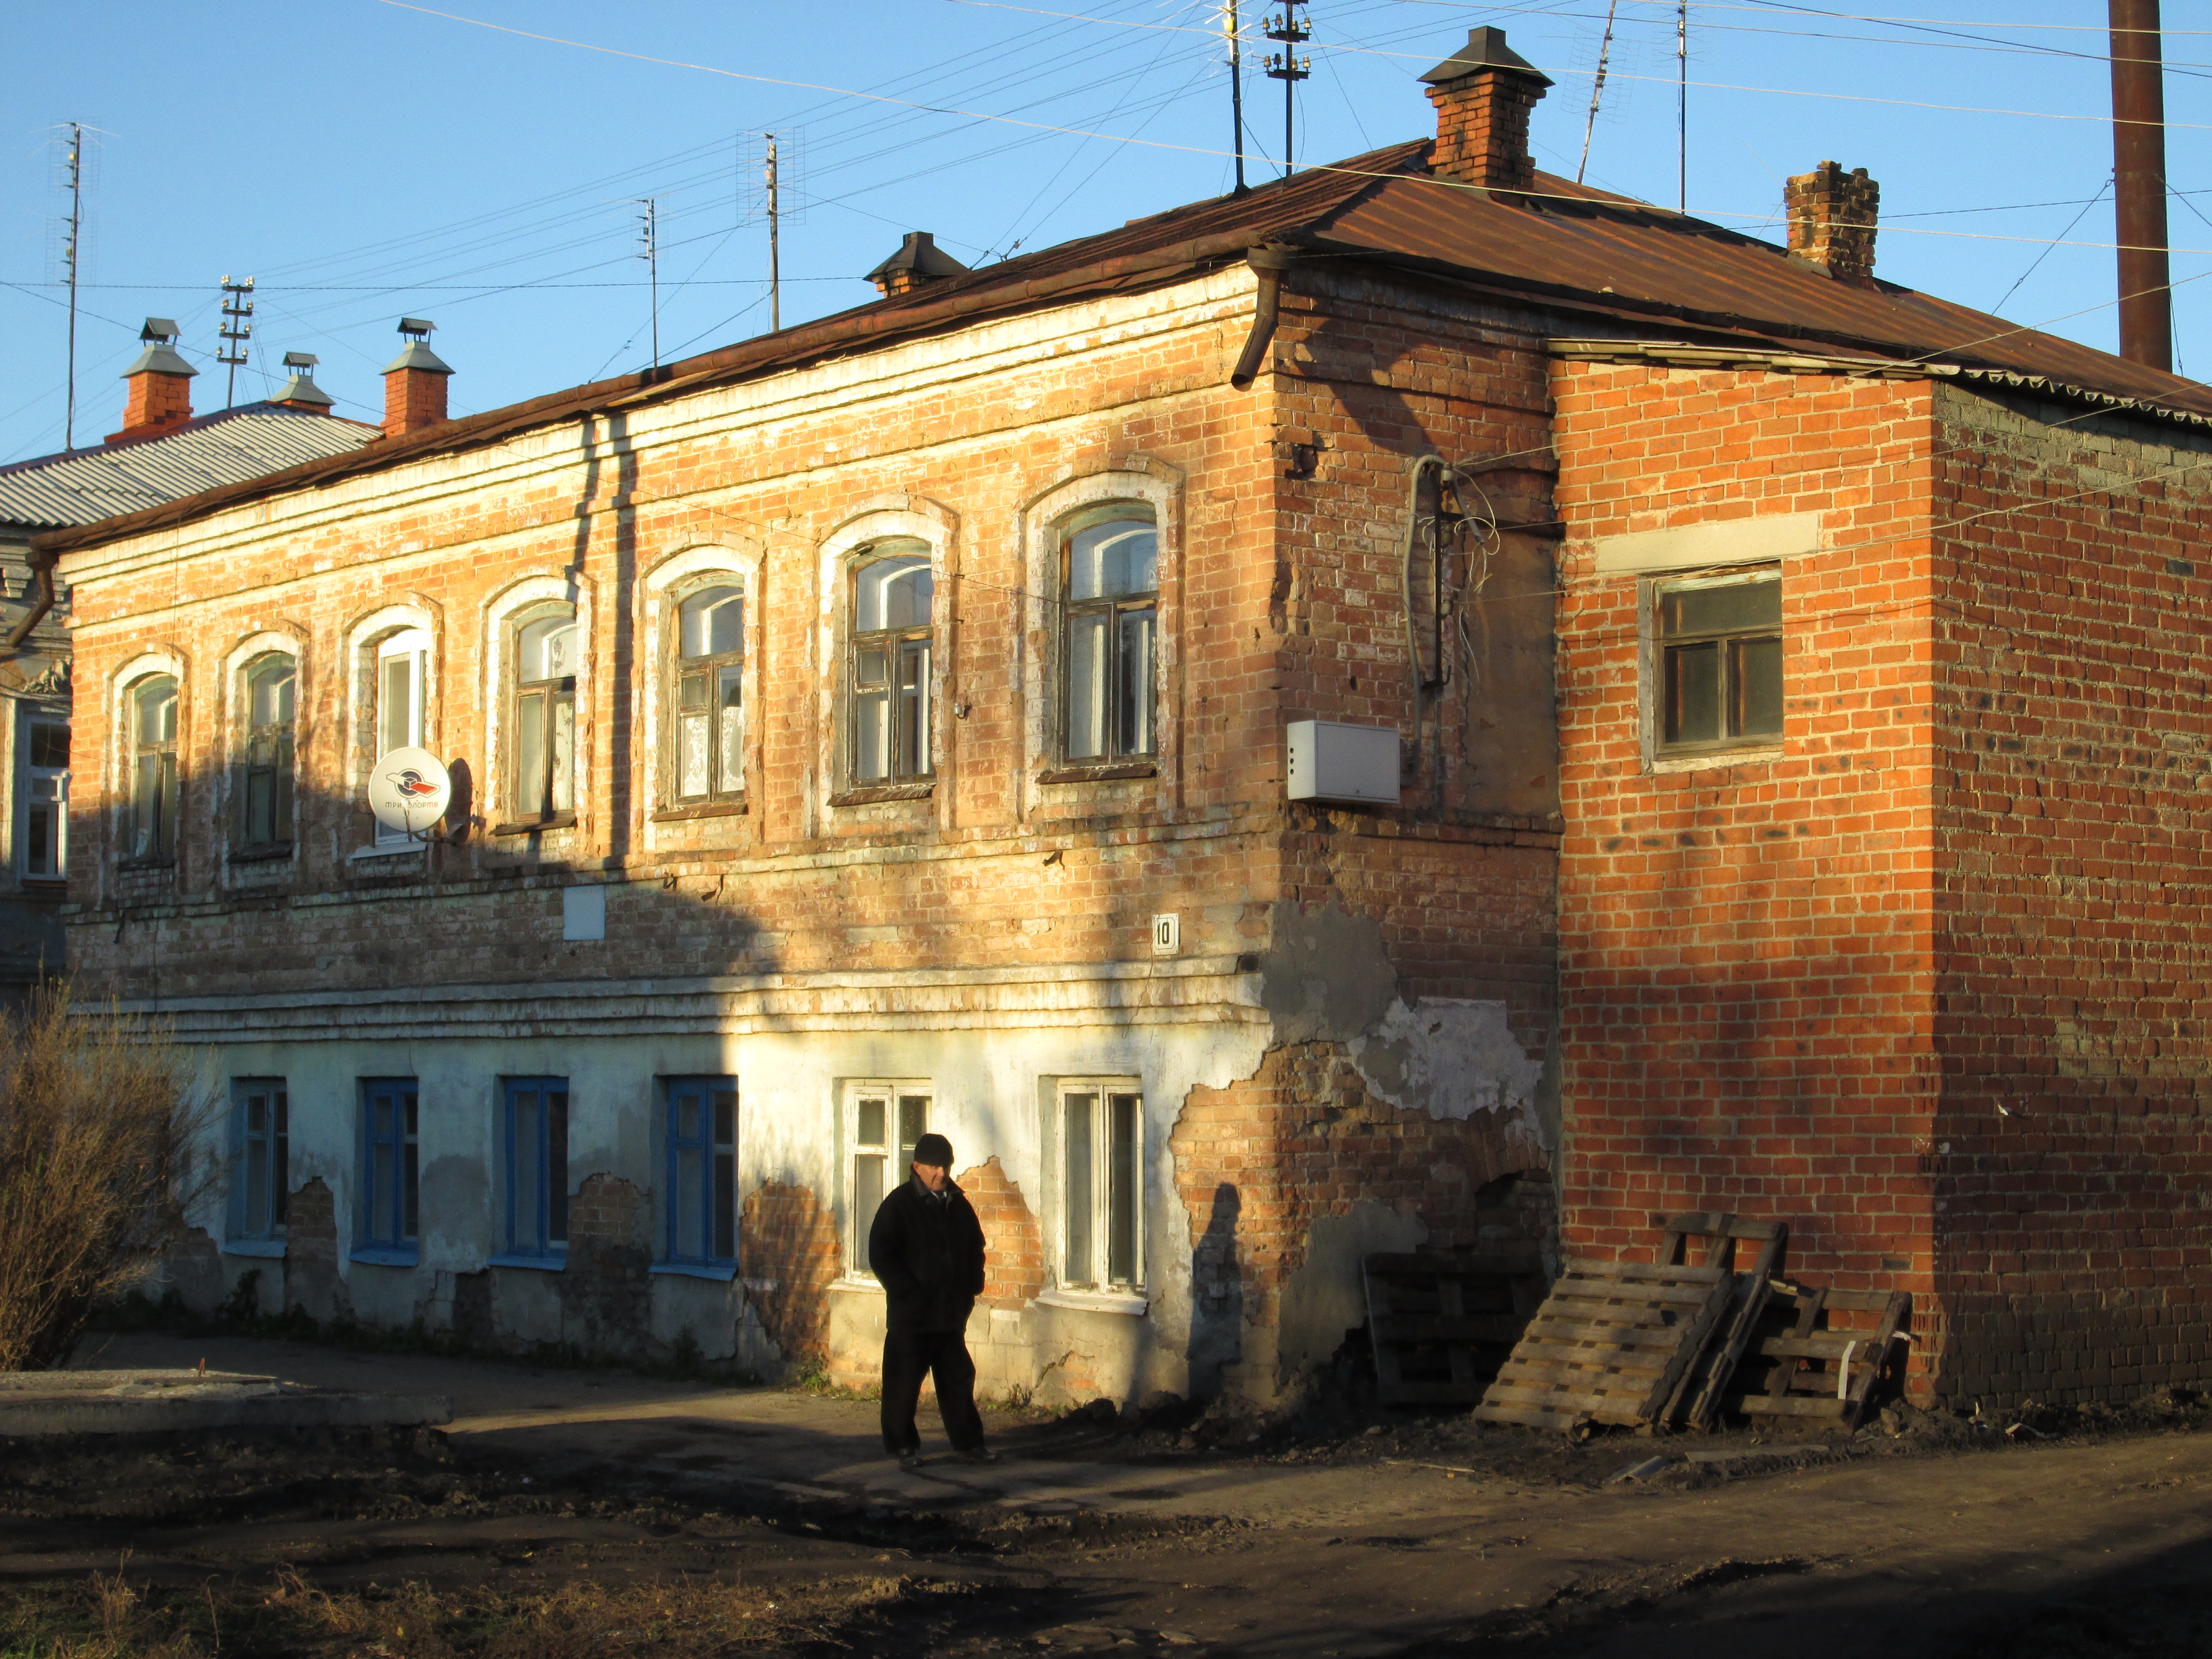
[140,317,181,342]
[282,350,319,369]
[272,367,335,408]
[398,316,436,337]
[384,339,454,375]
[1419,26,1553,87]
[865,230,971,282]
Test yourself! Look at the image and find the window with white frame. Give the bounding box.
[19,714,66,879]
[1653,568,1782,756]
[236,653,296,854]
[510,607,578,821]
[671,581,745,804]
[664,1076,737,1266]
[1056,1082,1143,1292]
[1058,506,1158,764]
[359,1078,419,1256]
[228,1078,288,1244]
[846,1082,928,1269]
[847,545,933,785]
[125,674,179,863]
[371,629,429,846]
[501,1076,569,1258]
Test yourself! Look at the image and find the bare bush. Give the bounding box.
[0,984,211,1370]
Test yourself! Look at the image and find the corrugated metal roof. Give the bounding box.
[0,404,380,531]
[35,136,2212,555]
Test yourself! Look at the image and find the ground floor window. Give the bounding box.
[664,1076,736,1266]
[228,1080,288,1242]
[846,1082,929,1270]
[1057,1082,1143,1292]
[501,1077,569,1258]
[359,1078,419,1255]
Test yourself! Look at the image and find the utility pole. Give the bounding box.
[1578,0,1620,186]
[1265,2,1310,178]
[60,122,85,451]
[218,275,255,407]
[2110,0,2173,371]
[638,198,661,369]
[1676,1,1688,212]
[766,135,782,332]
[1226,1,1247,195]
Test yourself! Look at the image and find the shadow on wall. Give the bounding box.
[1189,1183,1243,1399]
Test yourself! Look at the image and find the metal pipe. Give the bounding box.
[3,548,58,651]
[2111,0,2173,371]
[1229,246,1294,388]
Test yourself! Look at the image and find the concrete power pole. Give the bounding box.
[2110,0,2173,371]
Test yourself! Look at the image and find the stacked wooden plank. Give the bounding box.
[1736,1282,1911,1431]
[1362,1252,1546,1406]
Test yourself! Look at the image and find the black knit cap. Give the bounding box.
[912,1132,954,1169]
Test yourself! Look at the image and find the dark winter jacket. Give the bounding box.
[868,1176,987,1334]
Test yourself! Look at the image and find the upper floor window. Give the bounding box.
[1059,508,1158,764]
[18,716,67,879]
[511,607,577,821]
[1654,569,1782,756]
[672,581,745,804]
[848,545,933,785]
[373,629,428,846]
[127,675,179,863]
[236,653,296,854]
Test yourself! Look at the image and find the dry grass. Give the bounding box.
[0,1568,935,1658]
[0,983,211,1371]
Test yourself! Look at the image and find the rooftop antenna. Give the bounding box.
[1677,0,1689,211]
[766,134,782,331]
[1577,1,1620,186]
[218,275,255,407]
[1225,1,1248,194]
[638,197,661,368]
[58,122,86,451]
[1265,1,1311,178]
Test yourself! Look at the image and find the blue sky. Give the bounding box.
[4,1,2209,461]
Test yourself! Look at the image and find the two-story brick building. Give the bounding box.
[33,29,2212,1409]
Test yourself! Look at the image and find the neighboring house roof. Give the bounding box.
[0,403,381,533]
[35,138,2212,556]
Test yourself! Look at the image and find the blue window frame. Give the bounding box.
[228,1080,289,1244]
[501,1077,569,1259]
[359,1078,419,1258]
[663,1077,737,1267]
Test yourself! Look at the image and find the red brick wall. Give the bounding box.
[739,1180,841,1362]
[956,1156,1046,1309]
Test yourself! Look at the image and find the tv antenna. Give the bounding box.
[638,198,661,368]
[218,276,255,407]
[1225,2,1248,194]
[1265,3,1311,178]
[56,123,89,450]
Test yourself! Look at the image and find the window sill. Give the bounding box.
[350,842,427,863]
[832,1275,884,1295]
[222,1237,288,1260]
[651,800,749,823]
[116,858,175,873]
[228,845,295,865]
[651,1260,741,1282]
[491,813,577,837]
[487,1250,569,1271]
[1652,744,1784,775]
[19,878,67,891]
[1038,762,1156,785]
[828,783,933,807]
[350,1247,420,1268]
[1036,1287,1149,1316]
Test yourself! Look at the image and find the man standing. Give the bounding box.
[867,1130,998,1471]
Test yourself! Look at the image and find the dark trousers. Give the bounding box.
[880,1326,985,1455]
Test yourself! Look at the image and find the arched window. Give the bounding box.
[848,543,933,784]
[1059,506,1157,762]
[511,605,578,820]
[127,675,180,862]
[236,653,296,853]
[371,628,430,846]
[672,580,745,803]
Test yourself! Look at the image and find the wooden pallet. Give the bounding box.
[1363,1252,1546,1406]
[1471,1258,1736,1432]
[1652,1212,1788,1431]
[1736,1282,1911,1431]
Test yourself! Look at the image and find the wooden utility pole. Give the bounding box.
[2111,0,2172,371]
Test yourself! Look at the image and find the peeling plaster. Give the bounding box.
[1275,1200,1427,1391]
[1350,998,1549,1148]
[1256,899,1399,1045]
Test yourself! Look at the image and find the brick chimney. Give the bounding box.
[1420,26,1553,194]
[106,319,197,443]
[867,231,970,298]
[270,351,334,413]
[382,316,453,436]
[1786,161,1880,285]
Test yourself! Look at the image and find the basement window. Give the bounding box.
[1054,1082,1144,1295]
[1653,568,1783,757]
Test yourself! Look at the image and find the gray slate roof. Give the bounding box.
[0,405,380,532]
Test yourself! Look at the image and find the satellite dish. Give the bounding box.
[367,747,452,838]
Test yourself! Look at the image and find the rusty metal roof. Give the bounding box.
[35,138,2212,556]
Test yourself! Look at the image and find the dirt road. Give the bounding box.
[7,1332,2210,1656]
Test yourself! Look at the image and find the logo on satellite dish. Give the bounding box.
[367,747,453,838]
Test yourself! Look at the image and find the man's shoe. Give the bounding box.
[897,1450,924,1473]
[959,1447,1000,1465]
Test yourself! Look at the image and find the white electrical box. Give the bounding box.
[1286,720,1401,806]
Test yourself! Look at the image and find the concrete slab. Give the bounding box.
[1,1369,451,1437]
